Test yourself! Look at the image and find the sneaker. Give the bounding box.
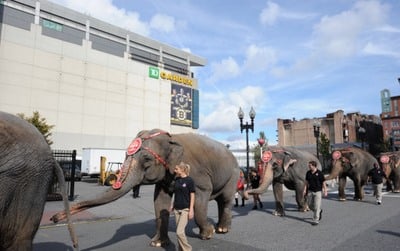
[377,201,381,205]
[311,221,319,226]
[319,209,323,221]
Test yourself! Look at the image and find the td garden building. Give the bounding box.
[0,0,206,154]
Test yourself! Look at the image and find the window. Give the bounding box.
[42,19,63,32]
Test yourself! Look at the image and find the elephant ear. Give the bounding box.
[166,140,184,174]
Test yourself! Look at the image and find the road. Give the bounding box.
[34,179,400,251]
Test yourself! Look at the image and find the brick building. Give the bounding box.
[277,110,383,156]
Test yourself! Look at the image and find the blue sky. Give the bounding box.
[50,0,400,149]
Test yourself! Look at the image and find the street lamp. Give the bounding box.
[313,119,321,160]
[238,106,256,179]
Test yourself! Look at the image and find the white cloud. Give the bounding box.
[243,44,277,72]
[259,1,316,26]
[206,57,241,84]
[49,0,150,36]
[150,14,176,33]
[312,0,389,59]
[363,42,400,58]
[200,86,265,133]
[260,1,280,26]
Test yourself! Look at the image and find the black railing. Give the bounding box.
[51,149,78,201]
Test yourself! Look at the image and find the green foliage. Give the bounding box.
[17,111,55,145]
[319,133,330,158]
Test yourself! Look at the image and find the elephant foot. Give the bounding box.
[272,211,285,217]
[216,226,229,234]
[393,190,400,193]
[149,239,170,247]
[299,207,310,212]
[200,226,215,240]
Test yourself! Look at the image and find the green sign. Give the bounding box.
[149,67,159,79]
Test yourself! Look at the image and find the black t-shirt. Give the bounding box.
[174,176,195,210]
[368,167,385,184]
[250,173,261,189]
[305,169,325,192]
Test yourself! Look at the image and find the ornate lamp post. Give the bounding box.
[313,119,321,160]
[238,107,256,179]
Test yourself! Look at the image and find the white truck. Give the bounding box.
[81,148,126,177]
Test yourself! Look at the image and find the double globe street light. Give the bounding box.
[238,107,256,179]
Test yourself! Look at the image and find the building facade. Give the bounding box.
[0,0,206,155]
[380,89,400,150]
[277,110,383,156]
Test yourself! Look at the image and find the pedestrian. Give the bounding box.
[368,162,387,205]
[171,162,195,251]
[132,184,140,198]
[303,160,327,225]
[249,168,263,210]
[234,170,246,207]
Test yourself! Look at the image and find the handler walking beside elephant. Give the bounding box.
[368,163,387,205]
[303,161,327,225]
[171,162,195,251]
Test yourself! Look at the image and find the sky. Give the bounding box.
[49,0,400,149]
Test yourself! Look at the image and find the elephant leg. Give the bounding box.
[150,184,172,247]
[353,177,363,201]
[272,182,285,216]
[338,176,347,201]
[215,192,233,234]
[295,182,309,212]
[193,189,215,240]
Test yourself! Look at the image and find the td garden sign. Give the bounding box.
[148,66,199,129]
[148,66,193,86]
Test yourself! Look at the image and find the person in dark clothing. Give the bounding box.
[170,162,195,251]
[132,185,140,198]
[303,160,327,225]
[249,168,263,210]
[368,163,387,205]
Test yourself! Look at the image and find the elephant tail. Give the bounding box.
[54,161,79,250]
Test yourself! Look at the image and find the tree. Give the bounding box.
[18,111,55,145]
[319,133,330,173]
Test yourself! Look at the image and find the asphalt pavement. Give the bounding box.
[34,178,400,251]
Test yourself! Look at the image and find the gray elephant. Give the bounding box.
[0,111,78,250]
[379,151,400,193]
[325,147,378,201]
[52,129,239,247]
[244,147,320,216]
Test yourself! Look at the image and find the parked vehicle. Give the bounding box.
[81,148,126,177]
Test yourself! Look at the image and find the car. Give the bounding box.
[59,161,82,181]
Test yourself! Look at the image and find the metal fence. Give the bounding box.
[48,149,77,201]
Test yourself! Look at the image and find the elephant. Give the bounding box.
[325,147,378,201]
[51,129,239,247]
[0,111,78,250]
[379,151,400,193]
[244,147,321,216]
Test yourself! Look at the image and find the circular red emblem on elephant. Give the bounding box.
[127,138,142,155]
[332,151,341,160]
[262,151,272,162]
[380,155,390,164]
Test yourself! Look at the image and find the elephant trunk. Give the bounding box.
[325,160,342,180]
[51,158,140,223]
[243,162,273,199]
